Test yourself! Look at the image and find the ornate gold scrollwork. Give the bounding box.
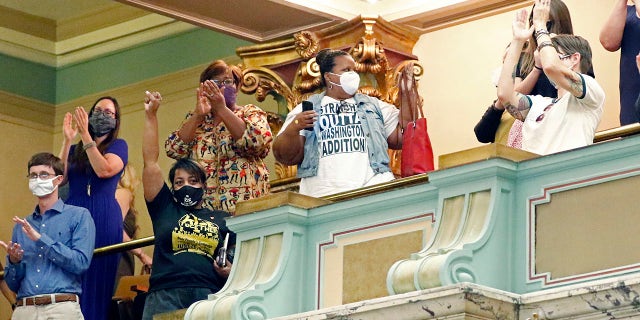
[239,67,298,179]
[294,58,322,97]
[294,31,319,60]
[240,67,295,115]
[350,36,390,103]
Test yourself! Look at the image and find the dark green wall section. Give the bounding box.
[0,28,252,104]
[0,54,56,103]
[56,28,252,103]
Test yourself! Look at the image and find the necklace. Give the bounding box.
[87,175,91,196]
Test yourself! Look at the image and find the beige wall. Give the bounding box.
[418,0,621,166]
[0,93,55,315]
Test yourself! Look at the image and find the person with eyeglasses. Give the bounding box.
[474,0,574,148]
[600,0,640,126]
[58,97,128,320]
[1,152,95,319]
[165,60,272,214]
[497,0,605,156]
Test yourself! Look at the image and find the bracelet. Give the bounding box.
[537,41,555,51]
[534,65,543,71]
[534,28,550,39]
[82,141,97,151]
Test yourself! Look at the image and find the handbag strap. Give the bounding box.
[398,64,423,131]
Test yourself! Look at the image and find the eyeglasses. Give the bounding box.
[558,53,572,60]
[212,79,235,87]
[27,172,56,180]
[535,100,558,122]
[94,108,116,118]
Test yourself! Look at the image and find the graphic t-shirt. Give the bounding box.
[146,184,235,292]
[281,96,397,196]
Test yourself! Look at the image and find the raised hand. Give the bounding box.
[73,106,90,136]
[399,62,419,113]
[13,216,41,242]
[0,240,24,264]
[513,8,533,41]
[62,112,78,143]
[399,61,416,93]
[202,80,227,113]
[194,83,213,116]
[144,91,163,114]
[531,0,551,30]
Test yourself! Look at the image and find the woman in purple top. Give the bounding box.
[60,96,128,320]
[600,0,640,125]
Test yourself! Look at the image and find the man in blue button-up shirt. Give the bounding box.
[1,152,96,319]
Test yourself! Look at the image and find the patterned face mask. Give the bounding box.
[89,111,117,137]
[173,185,204,208]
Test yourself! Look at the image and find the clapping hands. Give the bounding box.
[62,112,78,143]
[0,240,23,264]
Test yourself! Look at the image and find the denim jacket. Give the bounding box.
[297,92,392,178]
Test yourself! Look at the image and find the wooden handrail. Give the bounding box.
[593,123,640,143]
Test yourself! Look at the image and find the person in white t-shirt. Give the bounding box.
[273,49,417,197]
[497,0,605,155]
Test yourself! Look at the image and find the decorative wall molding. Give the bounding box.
[527,167,640,288]
[0,90,55,132]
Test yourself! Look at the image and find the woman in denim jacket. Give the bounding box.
[273,48,416,197]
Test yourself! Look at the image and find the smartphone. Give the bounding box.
[301,101,313,131]
[302,101,313,111]
[216,233,229,267]
[216,246,227,267]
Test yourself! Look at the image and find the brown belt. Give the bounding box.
[16,293,78,307]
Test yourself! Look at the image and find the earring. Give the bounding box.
[328,84,333,89]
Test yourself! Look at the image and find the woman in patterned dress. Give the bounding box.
[165,60,272,214]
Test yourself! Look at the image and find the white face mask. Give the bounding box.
[29,176,60,197]
[328,71,360,95]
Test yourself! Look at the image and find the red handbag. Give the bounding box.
[398,71,434,177]
[402,117,434,177]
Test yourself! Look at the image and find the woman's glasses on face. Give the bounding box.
[212,79,234,87]
[94,108,116,118]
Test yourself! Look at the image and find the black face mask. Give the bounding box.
[173,185,204,208]
[89,111,117,137]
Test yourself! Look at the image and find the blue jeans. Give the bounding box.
[141,287,214,320]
